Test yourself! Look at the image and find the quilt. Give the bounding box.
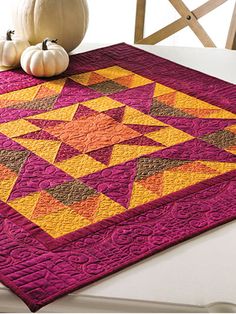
[0,43,235,312]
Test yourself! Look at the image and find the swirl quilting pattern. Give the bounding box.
[0,43,235,312]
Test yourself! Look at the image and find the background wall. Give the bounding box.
[0,0,234,48]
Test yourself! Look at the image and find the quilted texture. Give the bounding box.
[0,43,235,312]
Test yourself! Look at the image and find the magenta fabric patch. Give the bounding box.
[0,43,235,312]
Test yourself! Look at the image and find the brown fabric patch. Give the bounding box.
[136,157,189,180]
[9,96,58,111]
[0,150,29,173]
[202,130,236,149]
[150,99,193,118]
[90,81,127,95]
[47,180,97,205]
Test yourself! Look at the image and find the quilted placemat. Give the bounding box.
[0,43,235,312]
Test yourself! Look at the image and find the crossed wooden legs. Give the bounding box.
[226,1,236,49]
[135,0,236,49]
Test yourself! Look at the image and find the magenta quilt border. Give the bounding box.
[0,43,235,312]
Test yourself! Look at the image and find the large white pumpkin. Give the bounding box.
[12,0,89,53]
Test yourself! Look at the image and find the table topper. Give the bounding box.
[0,43,235,312]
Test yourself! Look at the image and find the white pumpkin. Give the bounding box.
[0,30,29,67]
[12,0,89,53]
[20,39,69,77]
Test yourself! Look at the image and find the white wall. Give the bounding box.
[0,0,234,48]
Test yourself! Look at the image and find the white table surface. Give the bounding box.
[0,44,236,313]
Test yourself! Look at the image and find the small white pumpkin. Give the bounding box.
[0,30,30,67]
[20,39,69,77]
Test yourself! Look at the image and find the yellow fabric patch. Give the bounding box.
[162,170,215,196]
[225,146,236,155]
[123,106,166,126]
[82,97,124,112]
[175,92,236,119]
[14,139,61,164]
[154,83,175,97]
[94,194,126,222]
[0,85,40,101]
[0,119,40,138]
[95,66,133,79]
[201,161,236,173]
[32,207,90,238]
[129,182,157,209]
[41,78,66,93]
[55,154,106,178]
[28,104,79,121]
[0,177,17,203]
[129,74,153,88]
[109,144,163,166]
[146,127,193,147]
[70,72,93,86]
[8,192,40,219]
[225,125,236,134]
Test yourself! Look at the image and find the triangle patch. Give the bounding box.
[123,106,167,126]
[88,146,113,165]
[73,104,97,120]
[162,170,215,196]
[31,191,65,219]
[152,138,236,163]
[156,116,236,137]
[0,177,18,202]
[71,194,101,220]
[26,118,64,129]
[109,144,163,166]
[54,78,103,109]
[55,143,81,163]
[42,78,67,94]
[0,150,29,174]
[119,135,163,147]
[113,74,134,88]
[0,164,16,180]
[10,96,58,111]
[138,172,163,196]
[110,83,155,114]
[28,103,79,121]
[14,139,61,164]
[126,124,166,134]
[103,106,126,123]
[170,161,219,174]
[8,192,41,219]
[153,83,175,97]
[81,159,137,208]
[34,85,59,99]
[8,154,72,201]
[129,182,158,209]
[94,194,126,222]
[17,130,58,141]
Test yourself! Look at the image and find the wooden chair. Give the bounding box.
[134,0,236,49]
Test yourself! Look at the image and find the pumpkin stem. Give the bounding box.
[42,38,58,50]
[6,30,15,41]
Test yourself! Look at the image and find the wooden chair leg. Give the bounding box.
[134,0,146,43]
[169,0,216,47]
[226,1,236,49]
[134,0,229,47]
